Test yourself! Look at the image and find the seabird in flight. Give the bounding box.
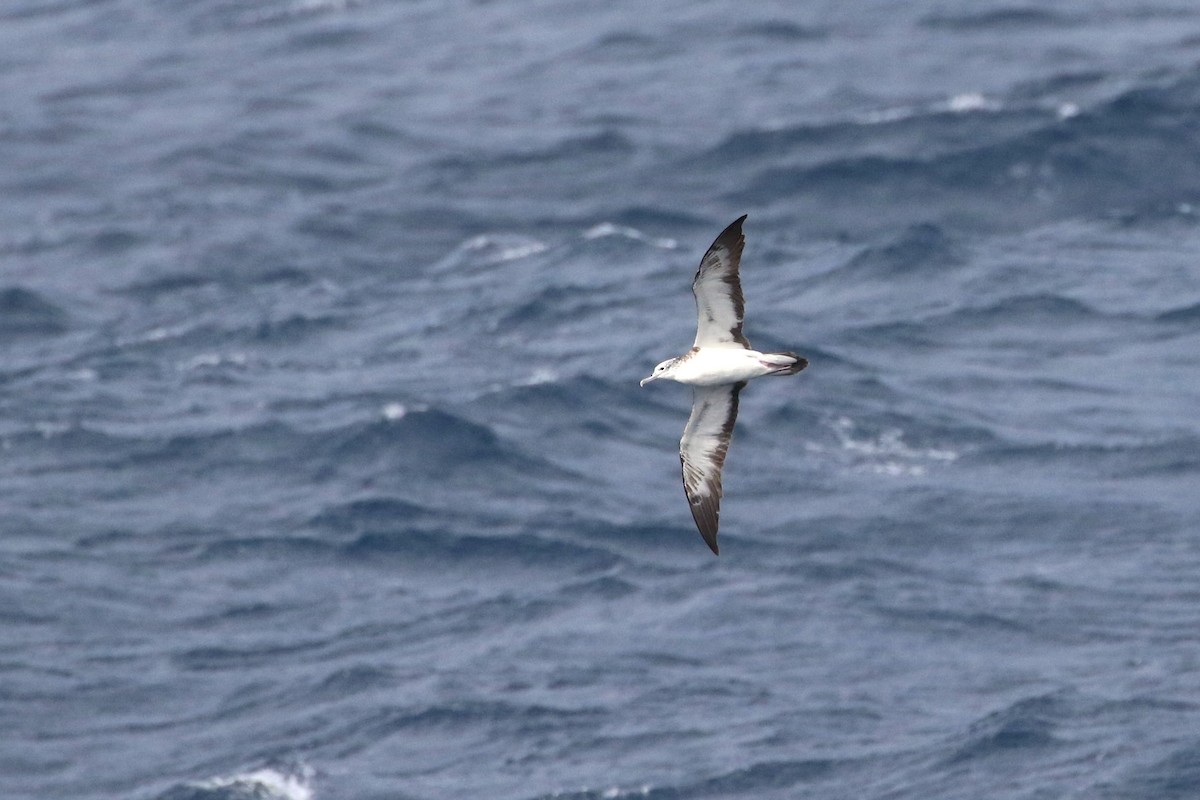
[640,215,807,554]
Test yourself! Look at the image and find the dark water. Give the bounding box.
[4,1,1200,798]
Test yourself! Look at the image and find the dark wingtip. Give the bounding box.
[710,215,748,243]
[688,494,722,555]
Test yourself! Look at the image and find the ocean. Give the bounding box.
[3,1,1200,798]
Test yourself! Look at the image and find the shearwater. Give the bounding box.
[640,216,807,554]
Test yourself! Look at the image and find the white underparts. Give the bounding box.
[666,347,789,386]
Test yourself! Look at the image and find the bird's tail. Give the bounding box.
[764,352,808,376]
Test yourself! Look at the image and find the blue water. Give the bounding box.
[4,1,1200,798]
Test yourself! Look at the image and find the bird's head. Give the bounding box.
[640,358,677,387]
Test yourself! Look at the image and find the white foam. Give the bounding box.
[583,222,677,249]
[381,402,407,420]
[34,421,73,439]
[946,92,1000,113]
[858,92,1001,126]
[432,234,549,273]
[806,416,959,477]
[548,786,651,799]
[115,323,192,348]
[182,352,249,371]
[191,765,314,800]
[1057,102,1080,120]
[859,105,918,125]
[832,417,957,461]
[516,367,557,386]
[601,786,652,798]
[463,234,549,262]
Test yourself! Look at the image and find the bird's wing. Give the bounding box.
[692,215,751,349]
[679,382,745,554]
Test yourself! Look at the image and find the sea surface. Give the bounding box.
[4,1,1200,798]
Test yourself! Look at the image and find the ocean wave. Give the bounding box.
[120,263,315,299]
[686,758,840,796]
[697,101,1043,168]
[576,31,673,64]
[486,374,652,434]
[173,637,330,673]
[846,293,1123,348]
[84,227,146,255]
[0,286,69,338]
[428,232,553,276]
[951,293,1103,322]
[306,496,432,532]
[8,407,557,489]
[158,764,314,800]
[108,313,341,361]
[834,223,963,278]
[309,663,397,701]
[341,529,621,571]
[556,518,704,556]
[985,436,1200,478]
[946,693,1068,764]
[430,130,636,180]
[347,699,602,744]
[732,20,827,41]
[196,535,337,563]
[499,284,623,329]
[800,414,970,479]
[5,422,133,466]
[308,493,632,571]
[322,410,554,477]
[711,67,1200,231]
[540,757,843,800]
[582,222,678,249]
[1101,740,1200,800]
[1156,301,1200,323]
[920,7,1073,31]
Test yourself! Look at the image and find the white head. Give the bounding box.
[640,358,677,387]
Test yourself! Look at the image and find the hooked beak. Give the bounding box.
[640,375,657,387]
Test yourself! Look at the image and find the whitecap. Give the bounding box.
[1057,102,1080,120]
[182,352,249,371]
[115,323,193,348]
[431,234,549,273]
[583,222,677,249]
[807,416,959,477]
[945,92,1001,113]
[858,105,919,125]
[858,91,1000,127]
[34,421,73,439]
[516,367,557,386]
[189,765,314,800]
[464,234,549,262]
